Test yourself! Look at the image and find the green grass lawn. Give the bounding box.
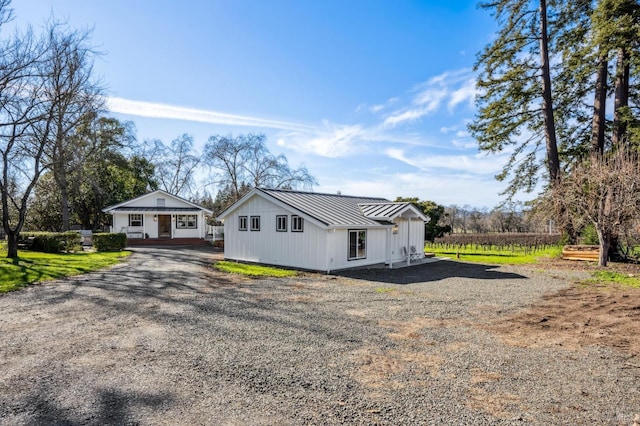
[214,260,297,277]
[586,270,640,289]
[0,250,131,293]
[426,244,563,265]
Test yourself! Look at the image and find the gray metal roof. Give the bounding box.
[259,188,401,227]
[358,202,412,219]
[109,207,201,212]
[103,189,213,214]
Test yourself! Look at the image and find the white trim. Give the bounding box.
[217,188,328,229]
[103,189,213,214]
[348,229,367,260]
[390,204,429,222]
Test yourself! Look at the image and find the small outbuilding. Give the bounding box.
[217,188,429,272]
[103,189,212,241]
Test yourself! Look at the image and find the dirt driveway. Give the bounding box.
[0,247,638,425]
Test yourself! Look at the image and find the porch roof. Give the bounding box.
[108,207,201,212]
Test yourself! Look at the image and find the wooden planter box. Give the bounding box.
[562,245,600,261]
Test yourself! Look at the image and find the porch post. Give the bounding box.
[406,217,411,266]
[386,226,392,269]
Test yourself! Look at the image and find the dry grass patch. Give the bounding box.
[487,285,640,356]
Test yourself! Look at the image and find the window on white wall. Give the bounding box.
[276,215,287,232]
[177,214,197,228]
[129,214,143,227]
[292,215,304,232]
[156,198,165,207]
[250,216,260,231]
[239,216,248,231]
[348,230,366,260]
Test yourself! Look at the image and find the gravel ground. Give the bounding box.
[0,247,638,425]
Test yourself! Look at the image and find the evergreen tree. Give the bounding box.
[470,0,561,197]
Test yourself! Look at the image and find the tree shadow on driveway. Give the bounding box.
[334,259,528,284]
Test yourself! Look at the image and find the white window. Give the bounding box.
[177,214,197,229]
[276,215,287,232]
[239,216,248,231]
[250,216,260,231]
[129,214,143,227]
[292,215,303,232]
[348,230,366,260]
[156,198,165,207]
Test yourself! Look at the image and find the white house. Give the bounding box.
[217,188,429,272]
[103,190,213,240]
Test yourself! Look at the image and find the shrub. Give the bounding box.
[93,233,126,252]
[579,224,599,245]
[19,231,82,253]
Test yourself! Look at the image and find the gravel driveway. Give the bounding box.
[0,247,638,425]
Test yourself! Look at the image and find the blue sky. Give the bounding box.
[13,1,514,208]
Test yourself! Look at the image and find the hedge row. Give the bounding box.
[92,233,127,252]
[19,231,82,253]
[17,232,127,253]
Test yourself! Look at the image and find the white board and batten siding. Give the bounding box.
[223,194,405,271]
[223,195,329,271]
[220,188,429,272]
[123,194,184,209]
[389,218,425,263]
[325,227,388,271]
[105,190,211,239]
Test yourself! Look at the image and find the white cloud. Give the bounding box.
[317,170,507,208]
[425,68,471,86]
[384,147,503,175]
[107,68,481,169]
[383,107,431,127]
[451,139,477,149]
[413,88,448,107]
[277,122,366,158]
[448,78,476,111]
[106,97,313,132]
[382,69,475,128]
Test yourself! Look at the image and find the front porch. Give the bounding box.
[126,237,211,247]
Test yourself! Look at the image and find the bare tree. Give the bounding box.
[0,6,105,257]
[44,22,105,230]
[204,133,316,203]
[468,209,488,234]
[141,134,201,197]
[0,24,51,258]
[554,149,640,266]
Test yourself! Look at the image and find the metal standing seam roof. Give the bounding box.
[259,188,407,227]
[107,207,202,212]
[358,202,412,219]
[102,189,213,214]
